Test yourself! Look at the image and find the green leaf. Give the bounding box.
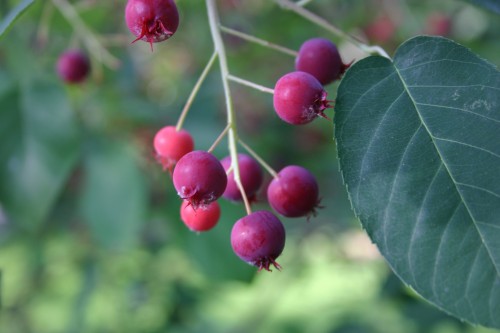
[0,0,36,39]
[0,78,80,229]
[80,139,148,250]
[334,36,500,328]
[461,0,500,14]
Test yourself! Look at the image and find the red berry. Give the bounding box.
[231,210,285,271]
[425,13,452,37]
[273,71,332,125]
[173,151,227,209]
[125,0,179,49]
[364,16,396,43]
[267,165,320,218]
[295,38,349,85]
[180,200,220,232]
[56,49,90,84]
[154,126,194,172]
[220,154,263,202]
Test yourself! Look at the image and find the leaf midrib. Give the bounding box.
[392,63,500,277]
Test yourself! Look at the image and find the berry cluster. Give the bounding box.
[141,0,351,272]
[54,0,351,272]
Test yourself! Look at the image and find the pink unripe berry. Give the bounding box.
[273,71,332,125]
[56,49,90,84]
[295,38,349,85]
[153,126,194,172]
[125,0,179,49]
[364,16,396,43]
[173,150,227,209]
[180,200,220,232]
[231,210,286,271]
[220,154,263,202]
[267,165,320,219]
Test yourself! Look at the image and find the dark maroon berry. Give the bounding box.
[180,200,220,232]
[267,165,320,218]
[56,49,90,84]
[173,151,227,209]
[295,38,350,85]
[125,0,179,49]
[153,126,194,172]
[273,71,332,125]
[220,154,263,202]
[231,210,285,271]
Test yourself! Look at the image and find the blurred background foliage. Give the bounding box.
[0,0,499,332]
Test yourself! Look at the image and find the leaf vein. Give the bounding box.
[381,123,422,251]
[456,182,500,199]
[355,89,405,206]
[433,136,500,159]
[414,102,500,124]
[399,58,491,72]
[408,163,443,288]
[430,201,462,302]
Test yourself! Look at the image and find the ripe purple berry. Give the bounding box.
[56,49,90,84]
[273,71,332,125]
[220,154,263,202]
[173,151,227,209]
[267,165,320,219]
[295,38,350,85]
[180,200,220,232]
[231,210,286,271]
[125,0,179,49]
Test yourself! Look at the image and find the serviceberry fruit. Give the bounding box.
[56,49,90,84]
[267,165,320,219]
[295,38,350,85]
[180,200,220,232]
[231,210,286,271]
[125,0,179,49]
[273,71,332,125]
[173,150,227,209]
[220,154,263,202]
[364,16,396,43]
[154,126,194,172]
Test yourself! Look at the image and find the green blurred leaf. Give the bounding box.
[0,0,35,39]
[335,36,500,328]
[461,0,500,14]
[0,78,80,229]
[80,139,147,250]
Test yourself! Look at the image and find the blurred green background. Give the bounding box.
[0,0,499,332]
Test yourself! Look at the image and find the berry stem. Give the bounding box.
[238,139,279,179]
[274,0,391,59]
[227,74,275,95]
[51,0,121,69]
[208,124,230,153]
[219,25,298,57]
[296,0,313,6]
[176,51,218,131]
[35,1,54,48]
[206,0,252,216]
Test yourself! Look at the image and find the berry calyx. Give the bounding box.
[172,150,227,209]
[180,200,220,232]
[273,71,332,125]
[220,154,263,202]
[56,49,90,84]
[267,165,320,219]
[231,210,286,271]
[125,0,179,50]
[153,126,194,172]
[295,38,350,85]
